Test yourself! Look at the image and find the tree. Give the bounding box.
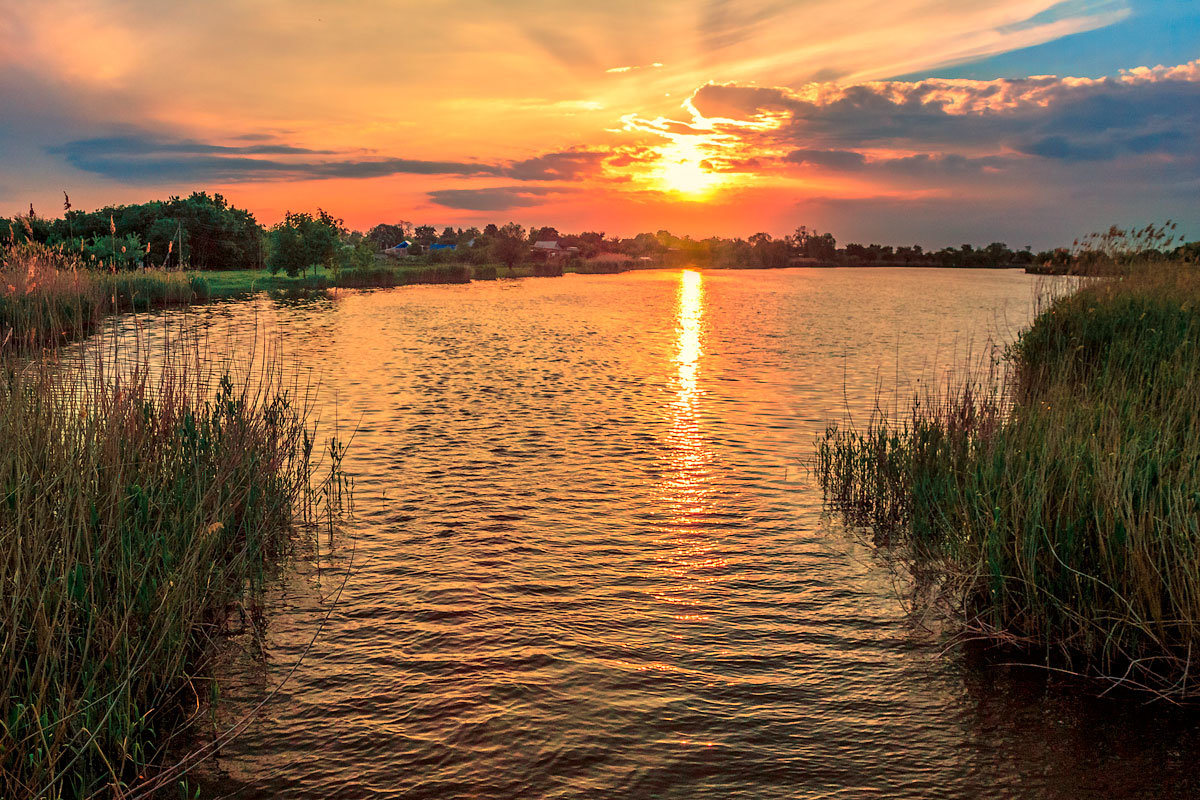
[413,225,437,245]
[529,226,560,243]
[267,211,341,276]
[793,227,837,260]
[491,222,527,269]
[367,222,411,251]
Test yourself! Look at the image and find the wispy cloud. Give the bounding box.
[606,63,664,74]
[427,186,578,211]
[48,134,614,185]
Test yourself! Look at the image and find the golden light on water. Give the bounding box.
[652,269,725,621]
[675,268,704,395]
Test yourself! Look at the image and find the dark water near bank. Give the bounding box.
[108,268,1200,798]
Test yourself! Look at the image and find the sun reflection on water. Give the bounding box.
[652,269,725,621]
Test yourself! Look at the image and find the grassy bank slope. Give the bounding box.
[816,263,1200,696]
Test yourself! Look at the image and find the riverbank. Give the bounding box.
[0,244,349,796]
[815,260,1200,697]
[193,260,636,297]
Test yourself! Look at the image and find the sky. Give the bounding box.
[0,0,1197,248]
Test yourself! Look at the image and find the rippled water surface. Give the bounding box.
[114,268,1200,798]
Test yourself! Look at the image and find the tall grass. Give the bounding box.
[332,263,471,288]
[0,316,348,796]
[816,262,1200,696]
[1,243,206,350]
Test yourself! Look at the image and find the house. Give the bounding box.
[532,241,580,259]
[384,241,412,257]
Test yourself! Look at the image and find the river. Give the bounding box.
[101,268,1200,798]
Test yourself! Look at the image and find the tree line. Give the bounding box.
[3,192,262,269]
[5,193,1196,274]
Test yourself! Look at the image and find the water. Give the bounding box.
[111,268,1200,798]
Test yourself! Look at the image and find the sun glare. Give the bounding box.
[654,140,723,198]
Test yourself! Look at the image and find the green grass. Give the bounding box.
[0,333,349,798]
[187,267,334,298]
[0,244,351,796]
[190,262,498,297]
[815,262,1200,696]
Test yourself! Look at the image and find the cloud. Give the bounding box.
[635,60,1200,182]
[503,151,609,181]
[427,186,577,211]
[46,133,613,186]
[606,62,664,74]
[57,136,338,158]
[784,149,867,170]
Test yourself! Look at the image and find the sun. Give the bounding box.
[654,140,723,198]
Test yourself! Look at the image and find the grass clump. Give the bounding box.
[332,263,470,288]
[1,243,202,349]
[0,326,348,797]
[816,262,1200,696]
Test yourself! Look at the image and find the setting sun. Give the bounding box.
[653,140,723,198]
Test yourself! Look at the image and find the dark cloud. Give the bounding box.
[785,148,867,170]
[46,134,610,185]
[55,136,338,158]
[785,149,1010,175]
[503,151,608,180]
[427,186,575,211]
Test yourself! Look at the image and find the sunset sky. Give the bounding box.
[1,0,1197,247]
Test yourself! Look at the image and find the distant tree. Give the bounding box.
[366,222,412,250]
[793,227,836,260]
[982,242,1012,267]
[629,232,661,257]
[267,210,342,276]
[1175,241,1200,264]
[575,231,605,258]
[413,225,437,245]
[334,239,377,271]
[491,222,527,269]
[844,243,869,262]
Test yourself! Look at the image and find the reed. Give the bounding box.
[1,243,203,350]
[815,262,1200,696]
[0,317,348,796]
[332,264,471,288]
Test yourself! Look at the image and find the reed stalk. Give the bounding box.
[815,261,1200,697]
